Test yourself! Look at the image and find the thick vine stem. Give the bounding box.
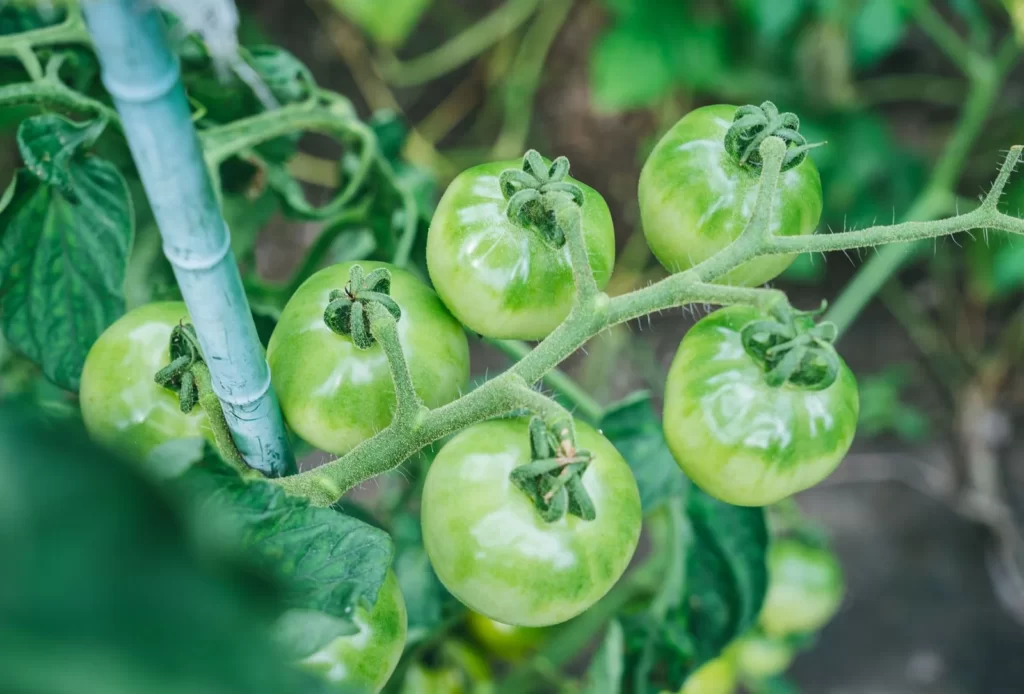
[274,138,1024,506]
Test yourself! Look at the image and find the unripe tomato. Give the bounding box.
[80,302,213,461]
[639,104,822,286]
[427,159,615,340]
[301,570,408,693]
[759,539,844,637]
[465,611,547,661]
[679,656,737,694]
[729,631,794,681]
[268,261,470,454]
[663,305,858,506]
[421,418,641,626]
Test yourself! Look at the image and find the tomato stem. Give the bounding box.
[273,138,1024,507]
[193,362,251,476]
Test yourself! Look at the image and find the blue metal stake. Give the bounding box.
[82,0,294,476]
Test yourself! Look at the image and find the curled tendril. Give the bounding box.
[323,265,402,350]
[724,101,825,172]
[498,150,585,248]
[740,301,841,391]
[154,322,204,413]
[510,416,596,523]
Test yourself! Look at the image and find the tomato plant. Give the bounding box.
[663,305,859,506]
[267,261,470,454]
[80,302,213,461]
[639,103,822,286]
[5,2,1024,692]
[427,154,616,340]
[301,570,408,693]
[759,539,844,638]
[420,417,642,626]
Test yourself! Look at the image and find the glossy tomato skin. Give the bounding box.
[639,104,822,286]
[679,656,737,694]
[80,302,213,461]
[427,160,616,340]
[729,631,794,681]
[302,570,408,694]
[421,418,642,627]
[268,261,470,454]
[465,611,547,662]
[759,539,844,637]
[663,306,858,506]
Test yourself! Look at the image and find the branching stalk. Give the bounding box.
[273,137,1024,506]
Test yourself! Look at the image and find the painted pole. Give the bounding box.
[81,0,294,476]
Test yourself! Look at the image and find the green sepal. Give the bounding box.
[511,417,597,523]
[498,149,586,249]
[724,101,824,172]
[322,264,402,350]
[740,304,842,391]
[178,370,198,414]
[154,322,207,413]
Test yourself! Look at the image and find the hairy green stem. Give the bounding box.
[367,303,423,424]
[273,138,1024,507]
[193,363,250,475]
[824,32,1018,335]
[0,81,120,124]
[489,338,604,423]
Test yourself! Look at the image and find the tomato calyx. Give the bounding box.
[740,302,841,391]
[724,101,824,172]
[509,416,596,523]
[499,149,585,248]
[154,322,204,413]
[323,264,402,349]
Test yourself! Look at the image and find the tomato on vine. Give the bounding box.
[759,539,844,637]
[639,102,822,286]
[465,611,548,662]
[400,640,493,694]
[421,417,642,627]
[663,304,858,506]
[678,656,737,694]
[267,261,470,455]
[80,302,213,461]
[729,630,794,681]
[301,570,408,694]
[427,150,616,340]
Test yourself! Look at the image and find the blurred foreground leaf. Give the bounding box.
[0,408,355,694]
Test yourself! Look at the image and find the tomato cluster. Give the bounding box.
[79,102,858,693]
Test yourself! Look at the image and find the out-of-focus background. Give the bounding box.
[2,1,1024,692]
[236,1,1024,691]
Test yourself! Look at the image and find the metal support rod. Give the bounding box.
[82,0,294,476]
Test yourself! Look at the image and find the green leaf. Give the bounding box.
[392,511,448,641]
[17,114,109,196]
[274,609,358,660]
[856,365,930,443]
[600,392,687,513]
[590,19,674,111]
[582,620,625,694]
[0,407,348,694]
[177,458,395,627]
[850,0,907,67]
[684,487,769,666]
[246,45,314,104]
[0,151,134,391]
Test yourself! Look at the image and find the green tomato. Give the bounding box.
[80,302,213,461]
[301,570,407,693]
[421,418,642,627]
[427,160,616,340]
[639,104,822,286]
[760,539,844,637]
[663,305,858,506]
[465,610,547,661]
[268,261,470,454]
[729,631,794,681]
[680,656,736,694]
[400,640,493,694]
